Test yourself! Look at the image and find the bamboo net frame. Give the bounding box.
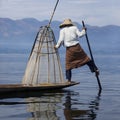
[22,26,64,85]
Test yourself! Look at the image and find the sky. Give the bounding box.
[0,0,120,26]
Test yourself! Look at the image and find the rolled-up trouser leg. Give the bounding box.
[86,60,98,72]
[66,69,72,81]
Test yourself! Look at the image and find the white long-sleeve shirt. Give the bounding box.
[55,26,86,48]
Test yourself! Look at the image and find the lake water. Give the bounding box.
[0,52,120,120]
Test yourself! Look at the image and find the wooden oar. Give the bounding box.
[82,20,102,90]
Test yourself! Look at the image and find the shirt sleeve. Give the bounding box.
[76,27,86,38]
[55,29,64,48]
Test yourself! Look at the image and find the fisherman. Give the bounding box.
[55,19,99,82]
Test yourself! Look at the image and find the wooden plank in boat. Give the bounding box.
[0,81,80,93]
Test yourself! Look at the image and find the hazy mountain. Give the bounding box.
[0,18,120,54]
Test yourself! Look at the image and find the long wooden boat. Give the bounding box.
[0,81,79,93]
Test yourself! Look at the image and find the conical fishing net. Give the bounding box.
[22,26,64,85]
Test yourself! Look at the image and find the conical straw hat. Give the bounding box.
[59,19,74,28]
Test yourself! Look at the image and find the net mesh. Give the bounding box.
[22,26,64,85]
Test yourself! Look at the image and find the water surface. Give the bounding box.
[0,53,120,120]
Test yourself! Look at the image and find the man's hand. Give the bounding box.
[54,45,57,50]
[82,27,87,31]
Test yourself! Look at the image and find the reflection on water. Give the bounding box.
[0,90,101,120]
[63,90,101,120]
[12,90,101,120]
[26,93,62,120]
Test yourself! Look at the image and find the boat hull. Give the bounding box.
[0,82,80,93]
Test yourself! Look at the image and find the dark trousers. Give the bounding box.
[66,60,98,81]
